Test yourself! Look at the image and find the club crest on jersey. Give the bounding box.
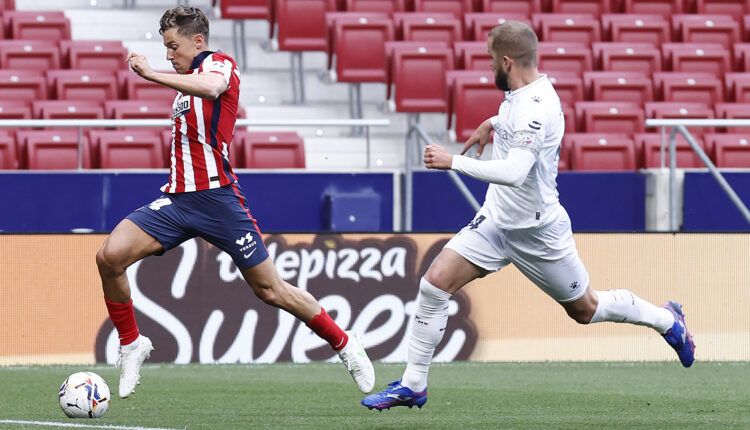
[172,96,191,118]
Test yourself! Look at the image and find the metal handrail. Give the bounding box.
[645,119,750,229]
[0,118,391,170]
[404,123,481,231]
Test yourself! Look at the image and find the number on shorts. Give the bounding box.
[148,197,172,211]
[468,214,486,230]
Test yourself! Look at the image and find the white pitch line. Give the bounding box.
[0,419,184,430]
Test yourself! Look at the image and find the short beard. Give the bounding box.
[495,69,510,92]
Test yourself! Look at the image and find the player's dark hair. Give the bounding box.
[159,6,210,43]
[488,21,538,68]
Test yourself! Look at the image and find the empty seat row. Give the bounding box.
[560,133,750,170]
[226,0,750,23]
[0,11,70,40]
[0,129,306,170]
[0,70,175,102]
[0,40,128,71]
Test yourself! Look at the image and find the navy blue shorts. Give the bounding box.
[126,183,268,270]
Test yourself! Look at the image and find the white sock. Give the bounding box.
[590,289,675,333]
[401,278,451,392]
[120,335,141,352]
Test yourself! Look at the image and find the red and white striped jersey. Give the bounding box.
[163,50,240,193]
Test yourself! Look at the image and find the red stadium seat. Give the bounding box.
[117,70,178,100]
[533,13,601,44]
[622,0,684,17]
[0,40,59,71]
[593,42,662,74]
[446,70,500,141]
[705,133,750,167]
[326,12,389,69]
[413,0,473,18]
[384,40,448,98]
[346,0,406,13]
[19,130,91,170]
[546,72,584,105]
[0,0,14,12]
[0,70,46,101]
[644,102,715,136]
[568,133,637,171]
[0,100,31,119]
[575,101,645,133]
[60,41,128,70]
[551,0,613,16]
[242,132,306,168]
[635,133,705,168]
[104,100,172,119]
[278,0,336,52]
[5,11,70,40]
[714,102,750,132]
[482,0,541,15]
[392,44,454,112]
[538,42,592,74]
[696,0,750,15]
[0,132,18,169]
[583,71,653,103]
[454,41,490,69]
[46,69,118,101]
[724,73,750,102]
[662,43,730,76]
[31,100,104,120]
[400,13,462,45]
[601,14,671,45]
[334,15,394,82]
[464,13,531,41]
[96,131,165,169]
[653,72,724,105]
[672,15,740,50]
[220,0,273,29]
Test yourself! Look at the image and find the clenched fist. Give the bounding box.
[127,52,155,80]
[424,144,453,170]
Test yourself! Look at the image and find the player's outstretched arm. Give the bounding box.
[126,52,228,100]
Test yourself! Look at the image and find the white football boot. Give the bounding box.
[337,331,375,393]
[117,335,154,399]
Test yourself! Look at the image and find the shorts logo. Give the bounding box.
[236,232,257,254]
[243,248,257,260]
[468,214,486,230]
[148,197,172,211]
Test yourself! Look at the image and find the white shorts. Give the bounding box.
[444,205,590,302]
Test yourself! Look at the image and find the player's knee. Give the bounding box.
[96,245,126,277]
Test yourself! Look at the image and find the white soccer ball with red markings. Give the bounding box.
[58,372,110,418]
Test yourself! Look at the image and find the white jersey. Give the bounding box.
[484,74,565,229]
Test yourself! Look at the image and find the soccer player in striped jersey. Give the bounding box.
[96,6,373,399]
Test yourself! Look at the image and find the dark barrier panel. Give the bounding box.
[683,172,750,232]
[0,172,395,232]
[411,171,646,232]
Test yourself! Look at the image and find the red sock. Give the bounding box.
[306,308,348,351]
[105,298,140,346]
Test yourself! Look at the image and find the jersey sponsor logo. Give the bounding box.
[172,96,190,118]
[148,197,172,211]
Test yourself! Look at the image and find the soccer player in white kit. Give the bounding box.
[362,21,695,411]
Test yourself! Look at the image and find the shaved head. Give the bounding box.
[488,21,538,68]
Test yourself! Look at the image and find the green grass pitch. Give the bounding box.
[0,362,747,430]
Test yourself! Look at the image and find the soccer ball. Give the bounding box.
[58,372,110,418]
